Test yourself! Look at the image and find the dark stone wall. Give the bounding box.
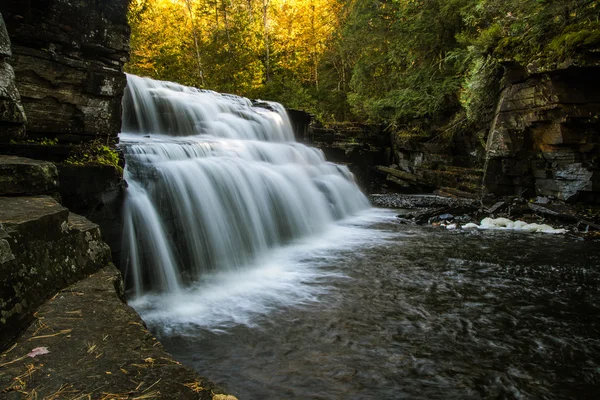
[483,67,600,202]
[0,0,130,143]
[309,123,391,192]
[0,13,26,140]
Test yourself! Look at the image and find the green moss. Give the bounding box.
[66,139,122,173]
[548,23,600,59]
[9,137,59,146]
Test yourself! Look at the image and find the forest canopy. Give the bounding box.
[127,0,600,128]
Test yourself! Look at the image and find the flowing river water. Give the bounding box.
[132,214,600,399]
[120,74,600,399]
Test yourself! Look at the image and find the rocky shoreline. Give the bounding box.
[0,155,237,400]
[370,193,600,238]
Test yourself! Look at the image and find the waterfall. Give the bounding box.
[120,74,370,296]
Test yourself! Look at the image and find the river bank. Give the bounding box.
[370,193,600,238]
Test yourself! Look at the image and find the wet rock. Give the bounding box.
[287,108,311,141]
[486,201,506,214]
[0,266,235,399]
[0,155,58,195]
[307,123,390,190]
[370,193,477,210]
[57,163,125,263]
[435,213,454,221]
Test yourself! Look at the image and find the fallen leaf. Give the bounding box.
[27,347,50,358]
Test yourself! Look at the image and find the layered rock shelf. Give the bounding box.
[0,1,130,143]
[484,67,600,202]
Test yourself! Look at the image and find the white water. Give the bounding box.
[130,208,398,333]
[120,74,371,299]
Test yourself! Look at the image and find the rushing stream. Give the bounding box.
[120,74,600,399]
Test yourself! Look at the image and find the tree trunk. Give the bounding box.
[184,0,205,87]
[262,0,270,82]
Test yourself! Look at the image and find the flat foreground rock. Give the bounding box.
[0,266,236,400]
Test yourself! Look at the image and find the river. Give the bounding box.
[131,209,600,399]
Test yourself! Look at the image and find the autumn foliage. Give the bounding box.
[127,0,600,127]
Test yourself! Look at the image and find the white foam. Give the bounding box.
[130,209,398,334]
[472,217,566,234]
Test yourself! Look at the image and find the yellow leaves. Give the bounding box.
[126,0,342,91]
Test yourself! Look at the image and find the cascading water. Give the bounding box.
[120,74,370,297]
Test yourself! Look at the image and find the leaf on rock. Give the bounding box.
[27,347,50,358]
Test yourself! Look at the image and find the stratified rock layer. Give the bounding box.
[0,195,111,347]
[0,0,130,142]
[484,67,600,202]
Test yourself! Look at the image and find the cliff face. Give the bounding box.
[484,67,600,202]
[0,3,129,263]
[372,65,600,203]
[0,13,26,140]
[0,0,130,143]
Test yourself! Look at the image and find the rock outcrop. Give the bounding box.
[0,5,237,399]
[57,163,125,263]
[0,155,237,399]
[0,170,112,346]
[0,13,26,140]
[484,67,600,202]
[388,133,484,196]
[0,0,130,143]
[0,155,58,196]
[0,194,111,346]
[309,123,391,191]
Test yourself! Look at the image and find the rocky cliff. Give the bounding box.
[365,65,600,204]
[0,6,237,399]
[484,66,600,202]
[0,13,25,141]
[0,2,129,263]
[0,0,130,144]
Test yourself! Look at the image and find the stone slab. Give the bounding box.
[0,266,237,400]
[0,195,67,240]
[0,156,58,196]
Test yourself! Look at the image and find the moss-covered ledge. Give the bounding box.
[0,266,238,400]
